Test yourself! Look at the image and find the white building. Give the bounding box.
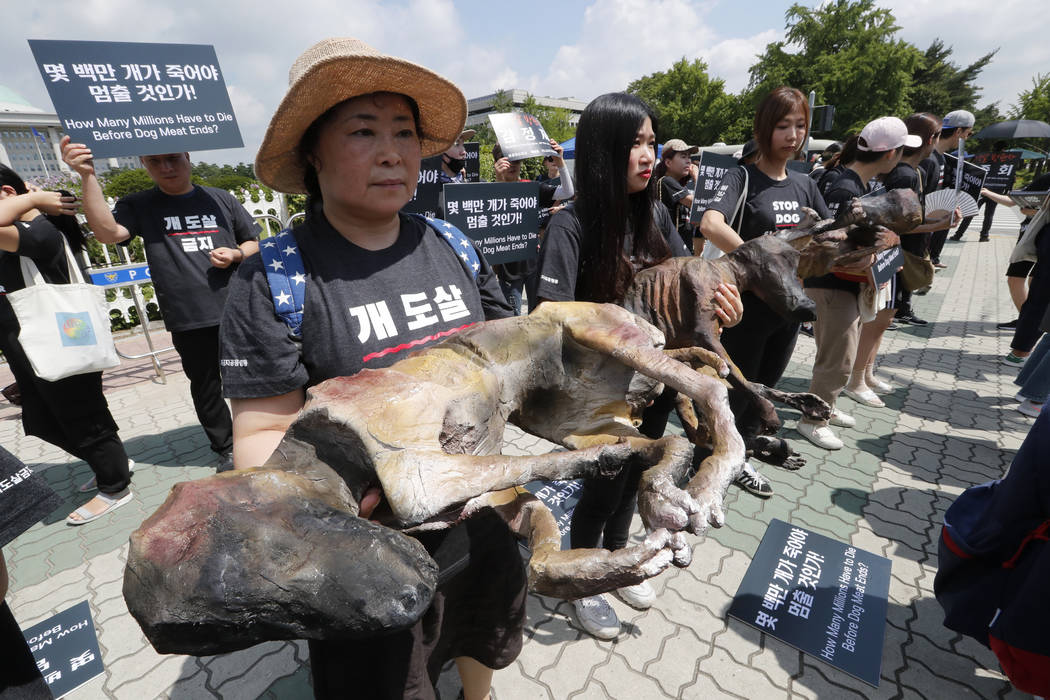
[0,85,137,181]
[465,89,588,129]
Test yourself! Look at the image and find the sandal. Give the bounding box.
[79,459,135,493]
[66,490,133,526]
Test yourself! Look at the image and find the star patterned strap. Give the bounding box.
[260,228,306,336]
[409,214,480,280]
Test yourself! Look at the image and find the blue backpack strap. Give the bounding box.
[259,228,306,336]
[409,213,480,280]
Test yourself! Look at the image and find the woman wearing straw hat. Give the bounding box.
[219,38,517,700]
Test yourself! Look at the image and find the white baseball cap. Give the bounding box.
[857,116,922,152]
[942,110,976,129]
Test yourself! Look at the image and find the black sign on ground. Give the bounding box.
[689,151,739,224]
[442,182,540,265]
[29,39,242,158]
[22,600,105,698]
[465,142,481,183]
[942,154,988,202]
[973,151,1021,192]
[522,479,583,551]
[728,519,891,687]
[401,155,445,218]
[869,246,903,287]
[488,112,557,161]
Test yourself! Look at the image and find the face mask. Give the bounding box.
[444,155,465,172]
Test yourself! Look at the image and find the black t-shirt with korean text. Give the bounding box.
[805,168,868,294]
[114,185,260,332]
[0,215,73,333]
[220,212,513,399]
[534,201,689,303]
[707,164,829,243]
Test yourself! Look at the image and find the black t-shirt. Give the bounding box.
[220,212,513,398]
[707,164,829,242]
[805,169,868,293]
[0,215,74,332]
[114,185,261,332]
[659,175,696,236]
[534,201,689,303]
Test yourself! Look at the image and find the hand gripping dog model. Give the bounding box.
[124,302,746,655]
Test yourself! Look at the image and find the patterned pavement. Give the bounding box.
[2,208,1039,699]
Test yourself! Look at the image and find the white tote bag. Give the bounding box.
[7,240,119,381]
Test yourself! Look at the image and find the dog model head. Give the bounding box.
[728,236,817,322]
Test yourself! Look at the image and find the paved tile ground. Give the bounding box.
[3,209,1040,699]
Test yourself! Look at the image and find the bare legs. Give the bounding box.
[848,307,896,393]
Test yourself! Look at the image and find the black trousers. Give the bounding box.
[0,328,130,496]
[170,326,232,455]
[929,228,950,264]
[569,387,676,552]
[719,292,801,429]
[1011,226,1050,353]
[954,199,998,238]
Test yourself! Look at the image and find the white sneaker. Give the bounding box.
[1018,399,1044,418]
[615,580,656,609]
[572,595,621,640]
[829,409,855,428]
[843,387,886,408]
[797,421,844,450]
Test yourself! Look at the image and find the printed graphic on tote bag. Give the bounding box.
[56,312,98,347]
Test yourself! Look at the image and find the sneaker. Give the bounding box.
[615,580,656,609]
[933,262,947,270]
[979,235,990,242]
[829,409,856,428]
[79,459,135,493]
[734,462,773,498]
[844,387,886,408]
[1018,399,1044,418]
[996,319,1019,329]
[896,313,929,326]
[572,595,620,640]
[799,322,814,338]
[885,322,899,331]
[217,451,235,473]
[867,376,893,394]
[797,421,844,450]
[949,234,962,241]
[1002,353,1026,368]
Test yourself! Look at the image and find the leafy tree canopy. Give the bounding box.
[909,39,997,117]
[627,58,744,148]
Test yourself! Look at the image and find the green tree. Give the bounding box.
[746,0,921,135]
[909,40,996,117]
[100,168,155,199]
[627,58,743,147]
[1011,72,1050,121]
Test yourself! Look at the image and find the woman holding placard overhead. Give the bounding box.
[532,92,742,641]
[0,165,133,525]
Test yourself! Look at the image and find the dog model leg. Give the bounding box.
[747,381,831,422]
[567,323,746,535]
[664,346,729,377]
[747,435,805,471]
[376,440,654,527]
[460,490,689,600]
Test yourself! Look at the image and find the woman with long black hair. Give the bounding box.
[0,165,133,525]
[533,92,741,640]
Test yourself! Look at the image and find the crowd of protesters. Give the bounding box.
[3,33,1049,700]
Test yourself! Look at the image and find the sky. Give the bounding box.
[3,0,1045,166]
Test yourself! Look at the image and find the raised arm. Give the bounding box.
[0,190,78,252]
[60,136,131,244]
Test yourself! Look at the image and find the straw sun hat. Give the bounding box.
[255,37,467,194]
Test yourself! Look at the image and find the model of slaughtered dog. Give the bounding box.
[124,302,746,655]
[624,188,919,467]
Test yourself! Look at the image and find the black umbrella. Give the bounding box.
[975,119,1050,140]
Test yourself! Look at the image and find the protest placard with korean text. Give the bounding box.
[688,151,739,224]
[728,519,891,687]
[488,112,557,161]
[442,182,540,265]
[29,39,242,157]
[22,600,104,698]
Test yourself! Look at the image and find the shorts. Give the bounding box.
[1006,260,1036,279]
